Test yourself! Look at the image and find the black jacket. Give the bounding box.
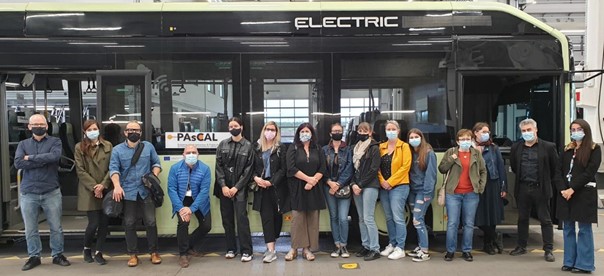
[351,140,381,189]
[556,143,601,223]
[213,137,255,201]
[510,138,562,199]
[252,143,290,213]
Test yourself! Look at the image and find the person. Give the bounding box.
[406,128,437,262]
[15,114,71,271]
[214,117,255,262]
[322,123,353,258]
[377,120,412,260]
[109,120,162,267]
[439,129,486,262]
[509,118,561,262]
[251,121,289,263]
[472,122,507,255]
[167,145,212,268]
[285,123,326,262]
[350,122,382,261]
[74,119,113,265]
[557,119,600,274]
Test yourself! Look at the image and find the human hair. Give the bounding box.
[357,122,372,133]
[259,121,281,152]
[330,122,343,132]
[385,120,400,130]
[228,117,243,127]
[28,114,47,125]
[519,118,537,129]
[570,119,594,167]
[408,128,432,171]
[293,122,317,147]
[183,144,199,154]
[456,129,473,140]
[472,122,491,143]
[80,119,105,157]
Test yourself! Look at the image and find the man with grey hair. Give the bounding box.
[14,114,70,270]
[509,118,561,262]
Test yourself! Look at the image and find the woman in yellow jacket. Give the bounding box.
[378,120,412,260]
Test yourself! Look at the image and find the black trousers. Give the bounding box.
[177,197,212,256]
[84,209,109,252]
[516,185,554,251]
[219,193,252,255]
[479,225,496,244]
[259,188,283,244]
[123,195,158,254]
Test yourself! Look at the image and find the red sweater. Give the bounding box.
[454,151,473,194]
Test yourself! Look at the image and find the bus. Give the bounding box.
[0,1,571,238]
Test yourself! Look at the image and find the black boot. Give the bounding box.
[83,248,94,263]
[494,232,504,254]
[484,242,496,255]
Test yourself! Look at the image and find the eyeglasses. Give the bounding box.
[458,138,472,141]
[125,129,142,133]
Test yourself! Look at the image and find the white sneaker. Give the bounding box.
[330,247,341,258]
[241,253,253,262]
[225,250,236,259]
[387,247,406,260]
[407,247,421,257]
[262,251,277,263]
[340,246,350,258]
[411,250,431,262]
[380,244,395,257]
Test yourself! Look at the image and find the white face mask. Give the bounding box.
[185,153,198,165]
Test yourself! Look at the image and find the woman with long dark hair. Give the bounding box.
[558,119,601,274]
[74,119,113,265]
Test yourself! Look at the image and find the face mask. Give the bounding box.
[264,130,276,140]
[300,132,312,142]
[185,153,198,165]
[31,127,47,136]
[386,131,398,140]
[331,133,343,141]
[459,140,472,150]
[571,131,585,141]
[357,134,369,142]
[521,131,535,142]
[479,133,490,143]
[409,137,421,147]
[127,132,141,143]
[86,130,100,140]
[230,128,242,137]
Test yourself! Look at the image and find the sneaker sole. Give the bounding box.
[387,255,405,260]
[263,257,277,263]
[341,254,350,258]
[412,257,431,262]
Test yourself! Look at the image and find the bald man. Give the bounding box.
[14,114,70,270]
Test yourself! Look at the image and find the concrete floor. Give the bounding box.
[1,213,603,276]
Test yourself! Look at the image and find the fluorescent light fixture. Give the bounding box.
[241,21,290,25]
[104,45,145,48]
[311,112,341,116]
[409,27,445,31]
[174,111,211,115]
[102,120,143,124]
[5,82,20,87]
[381,110,416,114]
[108,113,141,120]
[248,45,289,47]
[409,40,451,43]
[62,27,122,31]
[69,42,118,45]
[28,13,85,19]
[240,41,288,45]
[246,111,265,115]
[426,13,453,17]
[392,43,431,46]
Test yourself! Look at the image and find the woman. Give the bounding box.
[214,117,255,262]
[351,122,382,261]
[74,119,113,265]
[557,119,600,274]
[378,120,412,260]
[472,122,507,255]
[322,123,353,258]
[285,123,326,261]
[438,129,486,262]
[406,128,437,262]
[251,121,289,263]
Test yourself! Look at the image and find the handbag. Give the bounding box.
[437,172,450,206]
[102,190,123,218]
[142,172,164,207]
[334,185,351,199]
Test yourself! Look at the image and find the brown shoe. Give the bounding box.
[127,255,139,267]
[150,253,162,264]
[187,249,203,257]
[178,255,189,268]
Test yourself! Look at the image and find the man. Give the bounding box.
[109,120,162,267]
[14,114,71,271]
[509,118,561,262]
[167,145,212,268]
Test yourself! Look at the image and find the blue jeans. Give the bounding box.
[20,188,64,257]
[563,220,595,271]
[353,187,379,251]
[408,190,431,251]
[445,192,480,253]
[379,185,410,249]
[324,185,351,246]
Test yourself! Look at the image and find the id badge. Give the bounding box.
[186,190,192,197]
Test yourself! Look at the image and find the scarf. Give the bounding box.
[353,139,372,170]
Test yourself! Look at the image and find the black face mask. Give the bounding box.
[331,133,343,141]
[357,134,369,142]
[31,127,47,136]
[230,128,242,137]
[127,132,141,143]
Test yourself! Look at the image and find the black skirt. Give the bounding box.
[475,178,504,226]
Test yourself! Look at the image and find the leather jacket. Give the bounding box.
[213,137,255,200]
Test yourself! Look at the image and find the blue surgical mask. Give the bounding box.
[386,131,398,140]
[479,133,490,143]
[571,131,585,141]
[459,140,472,150]
[300,132,312,142]
[521,131,535,142]
[185,153,198,165]
[86,130,100,140]
[409,137,421,148]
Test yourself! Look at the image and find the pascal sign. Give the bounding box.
[165,132,231,149]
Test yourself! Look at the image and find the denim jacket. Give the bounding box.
[109,141,162,201]
[481,144,508,193]
[409,150,438,198]
[322,141,353,187]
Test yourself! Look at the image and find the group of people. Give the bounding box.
[14,114,600,274]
